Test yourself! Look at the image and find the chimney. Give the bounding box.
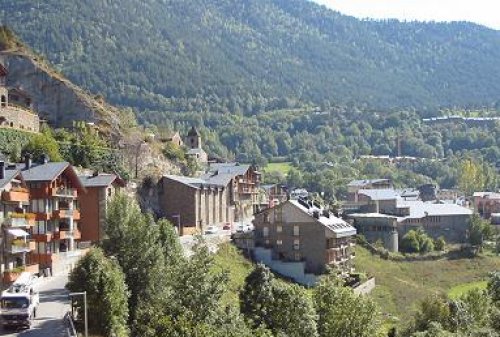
[92,170,99,177]
[24,153,32,170]
[0,161,4,180]
[41,153,49,164]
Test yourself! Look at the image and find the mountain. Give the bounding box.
[2,0,500,114]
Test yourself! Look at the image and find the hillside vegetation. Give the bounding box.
[355,246,500,322]
[2,0,500,113]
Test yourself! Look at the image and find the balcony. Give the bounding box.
[50,187,77,198]
[4,213,36,227]
[53,209,80,220]
[3,264,39,283]
[2,188,29,202]
[53,230,69,240]
[32,233,52,242]
[10,240,36,254]
[73,229,82,240]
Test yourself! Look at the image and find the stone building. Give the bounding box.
[349,198,473,252]
[253,199,357,275]
[0,62,39,132]
[158,163,261,235]
[473,192,500,219]
[347,179,392,202]
[78,172,125,243]
[185,126,208,164]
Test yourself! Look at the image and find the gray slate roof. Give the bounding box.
[163,175,224,189]
[289,200,357,238]
[16,162,69,182]
[79,174,119,188]
[347,179,390,187]
[358,189,400,201]
[207,163,250,176]
[0,167,21,189]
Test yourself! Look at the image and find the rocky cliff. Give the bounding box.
[1,49,125,139]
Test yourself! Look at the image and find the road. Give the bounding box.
[0,274,70,337]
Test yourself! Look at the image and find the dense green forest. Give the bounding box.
[3,0,500,112]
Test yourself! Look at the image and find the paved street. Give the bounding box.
[0,274,70,337]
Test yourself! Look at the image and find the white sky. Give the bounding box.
[313,0,500,30]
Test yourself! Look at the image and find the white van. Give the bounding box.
[0,272,39,328]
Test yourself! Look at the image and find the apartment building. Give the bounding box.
[159,163,261,234]
[78,172,125,243]
[474,192,500,219]
[350,198,473,252]
[347,179,392,202]
[0,161,38,280]
[18,155,85,274]
[253,199,357,275]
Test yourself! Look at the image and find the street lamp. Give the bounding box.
[69,291,88,337]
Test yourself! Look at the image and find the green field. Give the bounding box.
[263,162,293,175]
[355,246,500,322]
[448,280,489,299]
[213,243,255,306]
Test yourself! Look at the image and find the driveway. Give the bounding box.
[0,274,70,337]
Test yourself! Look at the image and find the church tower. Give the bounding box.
[186,126,201,149]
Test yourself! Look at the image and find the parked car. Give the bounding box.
[222,224,231,231]
[205,226,219,235]
[236,224,253,233]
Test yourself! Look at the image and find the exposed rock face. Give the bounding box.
[1,51,123,137]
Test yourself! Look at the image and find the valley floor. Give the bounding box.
[355,246,500,322]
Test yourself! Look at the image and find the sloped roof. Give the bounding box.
[207,162,250,176]
[473,192,500,200]
[187,126,199,137]
[0,167,21,189]
[79,173,124,188]
[163,175,225,189]
[186,148,206,156]
[347,179,390,187]
[398,200,473,219]
[289,200,357,238]
[358,189,400,201]
[17,162,85,191]
[17,162,69,182]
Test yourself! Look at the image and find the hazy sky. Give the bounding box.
[313,0,500,30]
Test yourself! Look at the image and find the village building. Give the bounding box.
[0,62,39,132]
[347,179,392,202]
[259,183,288,210]
[185,126,208,164]
[78,172,125,243]
[252,199,356,284]
[17,155,85,275]
[0,160,39,281]
[473,192,500,219]
[349,197,473,252]
[163,131,184,147]
[158,163,260,235]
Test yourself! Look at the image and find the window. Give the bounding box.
[276,225,282,233]
[293,225,300,236]
[293,239,300,250]
[277,240,283,245]
[294,252,301,261]
[263,226,269,237]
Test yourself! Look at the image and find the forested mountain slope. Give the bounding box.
[2,0,500,113]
